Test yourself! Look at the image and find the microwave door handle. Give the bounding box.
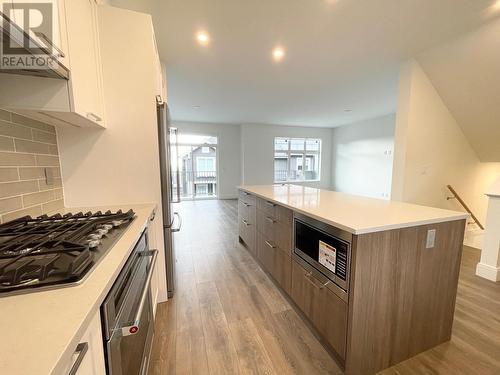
[118,249,158,337]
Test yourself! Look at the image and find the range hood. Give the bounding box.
[0,12,69,80]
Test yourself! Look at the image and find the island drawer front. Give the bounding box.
[291,259,347,360]
[239,190,256,206]
[239,217,256,255]
[256,197,292,225]
[256,233,291,294]
[238,199,256,225]
[256,209,292,254]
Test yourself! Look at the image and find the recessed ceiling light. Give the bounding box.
[192,105,201,109]
[196,31,210,46]
[272,46,285,62]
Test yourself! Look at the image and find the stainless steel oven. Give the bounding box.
[293,213,352,293]
[101,230,158,375]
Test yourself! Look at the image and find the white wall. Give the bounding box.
[173,121,241,199]
[392,60,500,238]
[241,123,333,189]
[331,114,395,199]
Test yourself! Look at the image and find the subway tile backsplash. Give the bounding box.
[0,109,64,223]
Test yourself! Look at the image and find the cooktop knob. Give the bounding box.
[96,228,108,236]
[87,239,100,248]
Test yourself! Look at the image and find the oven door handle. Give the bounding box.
[118,249,158,337]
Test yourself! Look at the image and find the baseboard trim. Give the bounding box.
[476,262,500,282]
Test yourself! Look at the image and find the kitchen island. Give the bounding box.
[238,184,468,375]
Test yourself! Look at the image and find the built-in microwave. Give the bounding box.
[293,213,352,292]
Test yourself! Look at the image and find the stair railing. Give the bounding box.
[446,185,484,230]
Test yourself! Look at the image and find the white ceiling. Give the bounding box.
[417,18,500,162]
[111,0,499,127]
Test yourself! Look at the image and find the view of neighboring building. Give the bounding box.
[171,133,218,200]
[274,137,321,182]
[181,145,217,197]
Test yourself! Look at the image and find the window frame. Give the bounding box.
[196,156,216,172]
[273,137,322,183]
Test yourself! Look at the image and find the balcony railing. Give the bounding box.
[171,171,217,200]
[274,170,319,182]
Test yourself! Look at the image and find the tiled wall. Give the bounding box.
[0,109,64,224]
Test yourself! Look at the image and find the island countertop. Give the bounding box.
[0,203,156,375]
[239,184,468,234]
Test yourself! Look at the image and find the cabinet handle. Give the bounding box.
[34,31,66,58]
[170,212,182,232]
[242,219,250,226]
[265,216,276,224]
[68,342,88,375]
[304,271,330,289]
[243,192,250,196]
[265,240,276,249]
[86,112,102,122]
[243,202,251,207]
[266,201,276,207]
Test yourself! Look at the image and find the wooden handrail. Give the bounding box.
[446,185,484,230]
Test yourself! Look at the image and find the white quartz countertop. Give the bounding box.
[240,184,469,234]
[0,203,156,375]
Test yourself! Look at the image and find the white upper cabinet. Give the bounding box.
[0,0,106,128]
[64,0,105,124]
[7,0,69,71]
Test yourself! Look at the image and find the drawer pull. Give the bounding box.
[265,240,276,249]
[243,192,250,196]
[243,202,252,207]
[266,201,276,207]
[68,342,88,375]
[242,219,250,226]
[304,271,331,289]
[265,216,276,223]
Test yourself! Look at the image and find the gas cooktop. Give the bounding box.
[0,209,135,296]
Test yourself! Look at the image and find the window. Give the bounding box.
[274,137,321,182]
[196,156,216,178]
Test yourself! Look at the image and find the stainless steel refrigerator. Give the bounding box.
[157,98,181,298]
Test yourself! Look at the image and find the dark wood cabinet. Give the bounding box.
[320,284,348,359]
[256,233,291,294]
[291,259,348,360]
[257,197,292,225]
[238,193,256,255]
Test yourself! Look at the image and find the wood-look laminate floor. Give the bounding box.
[148,199,500,375]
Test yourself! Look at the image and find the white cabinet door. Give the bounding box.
[8,0,69,67]
[62,310,106,375]
[64,0,104,126]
